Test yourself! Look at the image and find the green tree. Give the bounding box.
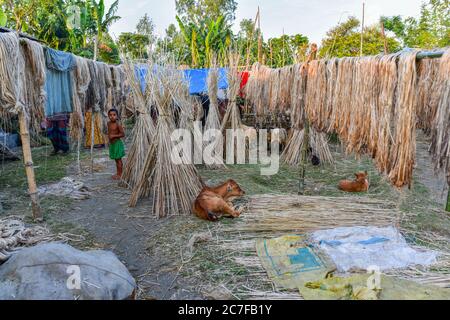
[136,13,155,43]
[175,0,237,24]
[118,32,150,59]
[156,23,189,63]
[176,14,232,67]
[319,16,401,58]
[268,34,309,67]
[382,0,449,48]
[89,0,121,60]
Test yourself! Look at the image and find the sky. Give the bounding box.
[105,0,425,44]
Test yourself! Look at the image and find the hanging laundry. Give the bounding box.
[44,48,76,117]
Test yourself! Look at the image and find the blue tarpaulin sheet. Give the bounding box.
[135,65,228,95]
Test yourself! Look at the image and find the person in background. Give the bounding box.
[107,109,126,180]
[45,113,70,155]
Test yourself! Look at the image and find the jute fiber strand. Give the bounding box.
[19,38,47,135]
[388,51,419,188]
[245,63,272,118]
[346,56,381,156]
[70,56,91,140]
[129,65,202,218]
[205,64,226,168]
[85,60,101,112]
[0,32,25,115]
[375,53,399,174]
[305,59,328,132]
[120,59,156,189]
[328,58,355,140]
[430,48,450,184]
[416,58,440,134]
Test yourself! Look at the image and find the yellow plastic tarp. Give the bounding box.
[299,274,450,300]
[256,235,332,290]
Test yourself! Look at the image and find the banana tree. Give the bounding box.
[177,14,232,68]
[89,0,120,60]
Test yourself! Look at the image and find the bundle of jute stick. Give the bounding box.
[70,56,91,141]
[129,63,202,218]
[222,53,243,131]
[205,62,226,168]
[245,63,294,117]
[120,60,156,189]
[430,48,450,185]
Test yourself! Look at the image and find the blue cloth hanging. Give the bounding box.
[44,48,76,117]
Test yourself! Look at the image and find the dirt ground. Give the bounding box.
[1,134,449,300]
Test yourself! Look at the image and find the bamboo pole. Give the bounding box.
[18,111,43,222]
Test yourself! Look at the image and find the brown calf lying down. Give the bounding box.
[339,171,370,193]
[193,179,246,222]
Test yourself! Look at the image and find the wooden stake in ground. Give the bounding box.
[18,111,43,222]
[446,187,450,212]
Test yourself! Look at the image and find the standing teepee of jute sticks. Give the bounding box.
[129,64,202,218]
[205,61,226,168]
[221,53,242,132]
[120,59,156,189]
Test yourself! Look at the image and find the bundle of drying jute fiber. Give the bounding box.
[70,56,91,141]
[416,57,440,134]
[120,59,155,189]
[206,65,226,168]
[388,51,419,188]
[346,56,381,156]
[328,57,355,141]
[289,63,307,129]
[129,65,202,218]
[245,63,272,118]
[0,32,25,115]
[19,38,47,134]
[85,60,101,112]
[375,53,400,174]
[305,59,328,132]
[430,48,450,185]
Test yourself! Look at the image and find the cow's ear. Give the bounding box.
[227,183,233,193]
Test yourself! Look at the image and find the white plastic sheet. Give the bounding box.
[312,226,438,272]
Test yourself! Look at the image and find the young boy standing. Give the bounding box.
[107,109,125,180]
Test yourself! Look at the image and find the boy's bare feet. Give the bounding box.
[112,175,121,180]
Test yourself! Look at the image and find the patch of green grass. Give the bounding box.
[0,146,90,189]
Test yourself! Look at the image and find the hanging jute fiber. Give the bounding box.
[416,57,440,134]
[0,32,25,115]
[388,51,418,188]
[70,56,91,141]
[19,38,46,135]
